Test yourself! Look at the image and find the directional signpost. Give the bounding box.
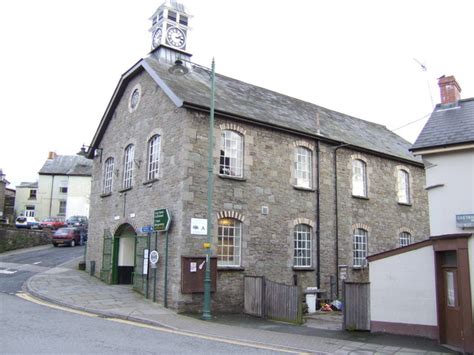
[154,209,171,231]
[153,208,171,307]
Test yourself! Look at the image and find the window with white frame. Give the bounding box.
[25,205,35,217]
[397,169,410,204]
[399,231,412,247]
[58,200,67,215]
[352,159,367,197]
[295,147,312,188]
[123,144,135,189]
[294,224,312,267]
[217,218,242,267]
[103,157,114,194]
[219,130,243,177]
[353,228,368,267]
[29,189,37,199]
[147,135,161,181]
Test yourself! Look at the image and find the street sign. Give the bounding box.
[154,208,171,231]
[143,249,149,275]
[191,218,207,235]
[140,225,153,234]
[150,250,159,265]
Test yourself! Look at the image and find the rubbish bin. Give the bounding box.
[305,287,319,313]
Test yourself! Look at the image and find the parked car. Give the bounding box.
[51,227,87,247]
[66,216,88,228]
[39,217,66,230]
[15,216,40,229]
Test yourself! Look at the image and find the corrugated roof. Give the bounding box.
[411,98,474,151]
[145,56,420,164]
[38,155,92,176]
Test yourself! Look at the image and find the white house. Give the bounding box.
[15,152,92,221]
[368,76,474,353]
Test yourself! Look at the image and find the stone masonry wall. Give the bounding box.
[86,68,429,313]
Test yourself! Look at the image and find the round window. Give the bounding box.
[128,84,141,112]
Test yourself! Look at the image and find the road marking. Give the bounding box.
[0,269,17,274]
[33,262,42,265]
[16,293,308,354]
[16,293,98,318]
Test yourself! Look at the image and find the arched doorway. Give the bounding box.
[112,223,136,285]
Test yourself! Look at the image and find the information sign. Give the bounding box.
[154,208,171,231]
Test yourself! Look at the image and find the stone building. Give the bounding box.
[0,169,15,224]
[85,1,429,313]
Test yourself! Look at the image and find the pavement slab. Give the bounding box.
[23,256,454,355]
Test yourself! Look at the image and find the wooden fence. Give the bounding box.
[244,276,302,324]
[343,281,370,331]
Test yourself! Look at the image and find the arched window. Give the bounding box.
[217,218,242,267]
[220,130,243,177]
[397,169,410,204]
[147,135,161,181]
[123,144,134,189]
[399,231,412,247]
[295,147,312,188]
[352,159,367,197]
[294,224,312,267]
[353,228,368,267]
[102,157,114,194]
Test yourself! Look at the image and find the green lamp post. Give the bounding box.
[169,57,216,320]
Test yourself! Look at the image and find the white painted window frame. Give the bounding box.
[220,130,243,178]
[123,144,135,189]
[352,159,367,197]
[103,157,114,194]
[295,147,312,188]
[353,228,368,267]
[147,135,161,181]
[217,218,242,267]
[293,224,312,267]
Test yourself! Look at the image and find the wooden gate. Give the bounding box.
[343,281,370,330]
[244,276,302,324]
[244,276,264,317]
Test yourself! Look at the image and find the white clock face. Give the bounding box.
[152,28,162,48]
[166,27,186,48]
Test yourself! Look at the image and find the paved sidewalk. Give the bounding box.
[25,257,452,354]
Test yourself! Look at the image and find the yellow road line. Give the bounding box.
[17,292,310,354]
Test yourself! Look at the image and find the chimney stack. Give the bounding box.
[47,151,57,160]
[438,75,461,105]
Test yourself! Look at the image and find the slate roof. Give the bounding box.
[16,182,38,188]
[90,54,422,165]
[38,155,92,176]
[411,98,474,151]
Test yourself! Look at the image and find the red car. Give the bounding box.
[39,217,66,230]
[52,227,84,247]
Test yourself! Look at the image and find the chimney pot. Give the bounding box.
[47,151,57,160]
[438,75,461,105]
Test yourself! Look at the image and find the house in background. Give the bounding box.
[36,152,92,220]
[14,152,93,221]
[369,76,474,353]
[85,0,429,314]
[14,182,39,218]
[0,169,16,224]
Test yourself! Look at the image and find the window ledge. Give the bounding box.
[352,195,369,200]
[293,185,316,192]
[352,266,367,270]
[293,267,315,271]
[397,202,412,207]
[119,187,133,193]
[100,192,112,198]
[217,267,245,271]
[218,174,246,182]
[143,178,159,186]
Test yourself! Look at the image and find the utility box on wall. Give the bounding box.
[181,256,217,293]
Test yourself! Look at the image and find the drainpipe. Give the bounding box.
[315,140,321,289]
[48,176,55,217]
[334,143,350,299]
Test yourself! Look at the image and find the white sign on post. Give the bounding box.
[143,249,149,275]
[149,250,159,269]
[191,218,207,235]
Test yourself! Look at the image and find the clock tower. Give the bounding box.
[149,0,192,62]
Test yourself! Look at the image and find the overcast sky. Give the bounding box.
[1,0,473,188]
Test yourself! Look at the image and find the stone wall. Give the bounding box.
[0,226,51,253]
[86,69,429,313]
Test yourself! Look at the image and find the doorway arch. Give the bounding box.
[112,223,136,285]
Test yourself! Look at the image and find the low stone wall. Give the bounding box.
[0,226,52,253]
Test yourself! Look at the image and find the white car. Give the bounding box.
[15,216,40,229]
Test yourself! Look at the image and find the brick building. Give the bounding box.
[85,1,429,312]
